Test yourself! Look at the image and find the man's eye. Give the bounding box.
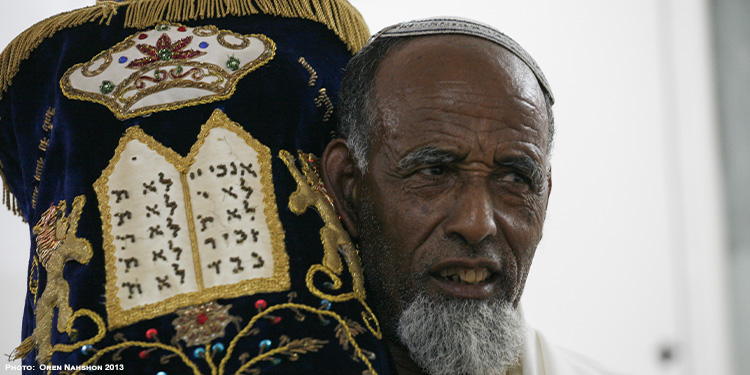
[500,172,528,184]
[418,166,446,176]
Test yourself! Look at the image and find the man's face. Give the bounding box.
[355,35,551,335]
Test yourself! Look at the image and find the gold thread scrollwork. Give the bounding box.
[193,25,220,37]
[279,150,382,339]
[217,30,252,50]
[81,52,113,77]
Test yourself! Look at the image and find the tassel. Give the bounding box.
[0,0,369,103]
[9,337,35,361]
[0,2,125,102]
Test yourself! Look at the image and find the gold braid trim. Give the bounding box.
[0,0,368,103]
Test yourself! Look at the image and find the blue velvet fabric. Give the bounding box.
[0,4,393,375]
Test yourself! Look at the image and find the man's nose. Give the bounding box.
[443,180,498,244]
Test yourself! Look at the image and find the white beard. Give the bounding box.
[397,294,526,375]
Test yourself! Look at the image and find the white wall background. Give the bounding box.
[0,1,732,375]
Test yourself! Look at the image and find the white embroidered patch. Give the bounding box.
[95,109,289,329]
[61,24,275,120]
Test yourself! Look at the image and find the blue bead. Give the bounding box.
[320,299,331,310]
[81,345,93,355]
[157,372,167,375]
[118,56,128,64]
[193,347,205,359]
[199,41,209,49]
[271,357,281,365]
[259,339,272,349]
[212,342,225,353]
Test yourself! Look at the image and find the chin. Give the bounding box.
[396,293,526,375]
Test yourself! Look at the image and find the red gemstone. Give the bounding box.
[271,316,282,324]
[146,328,158,339]
[254,299,267,311]
[138,33,148,40]
[196,313,208,325]
[139,350,150,359]
[178,26,187,32]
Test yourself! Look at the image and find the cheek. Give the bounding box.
[497,195,547,253]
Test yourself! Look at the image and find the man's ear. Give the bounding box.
[321,139,361,239]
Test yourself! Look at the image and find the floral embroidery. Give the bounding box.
[127,33,205,69]
[172,301,235,347]
[60,23,275,119]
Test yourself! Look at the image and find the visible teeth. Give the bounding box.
[439,267,490,284]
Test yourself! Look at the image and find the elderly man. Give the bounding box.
[322,17,619,375]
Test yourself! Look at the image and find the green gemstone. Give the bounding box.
[176,65,183,74]
[226,56,240,71]
[156,24,170,31]
[99,80,115,94]
[158,49,173,61]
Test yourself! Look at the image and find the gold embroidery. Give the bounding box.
[42,107,55,132]
[29,256,39,305]
[314,88,333,122]
[279,150,381,339]
[0,0,369,101]
[217,30,252,50]
[11,196,106,363]
[298,57,318,87]
[60,25,276,120]
[72,302,377,375]
[193,25,220,37]
[95,109,289,329]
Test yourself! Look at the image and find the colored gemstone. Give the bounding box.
[320,299,331,310]
[156,24,170,31]
[157,48,173,61]
[226,56,240,71]
[196,313,208,325]
[139,350,150,359]
[81,345,93,355]
[99,80,115,95]
[146,328,158,340]
[271,358,281,365]
[178,26,187,32]
[157,372,167,375]
[193,347,205,359]
[211,342,225,353]
[138,33,148,40]
[118,56,128,64]
[175,65,183,74]
[254,299,267,311]
[199,41,208,49]
[259,339,272,350]
[270,316,282,324]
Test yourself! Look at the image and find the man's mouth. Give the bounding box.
[438,267,491,284]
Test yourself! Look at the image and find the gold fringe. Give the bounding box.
[0,0,368,219]
[9,336,34,361]
[0,0,368,103]
[0,159,23,219]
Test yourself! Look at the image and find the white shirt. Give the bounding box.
[509,326,629,375]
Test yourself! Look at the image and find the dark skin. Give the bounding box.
[322,35,552,375]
